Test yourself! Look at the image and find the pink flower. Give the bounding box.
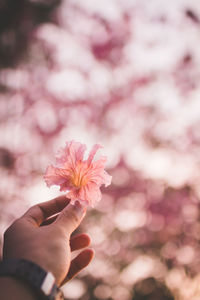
[44,140,112,207]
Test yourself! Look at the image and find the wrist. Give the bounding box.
[0,276,38,300]
[0,259,64,300]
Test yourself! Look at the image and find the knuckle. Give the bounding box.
[29,205,39,215]
[3,219,18,239]
[62,209,79,224]
[28,205,40,214]
[3,227,10,239]
[24,206,37,218]
[27,205,36,213]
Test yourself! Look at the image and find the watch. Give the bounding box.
[0,258,64,300]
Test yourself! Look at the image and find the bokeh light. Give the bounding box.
[1,0,200,299]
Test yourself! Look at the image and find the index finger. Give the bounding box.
[22,196,70,226]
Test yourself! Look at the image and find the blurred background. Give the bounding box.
[1,0,200,299]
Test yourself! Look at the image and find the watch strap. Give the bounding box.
[0,259,64,300]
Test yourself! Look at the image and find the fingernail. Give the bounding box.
[74,200,86,217]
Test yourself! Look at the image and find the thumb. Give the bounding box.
[54,201,86,235]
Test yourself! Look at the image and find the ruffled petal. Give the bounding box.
[87,144,103,165]
[92,156,107,169]
[102,170,112,187]
[85,157,111,186]
[44,165,67,187]
[66,188,82,205]
[44,141,112,207]
[66,140,87,168]
[56,140,87,169]
[80,183,102,207]
[55,147,68,166]
[59,180,73,192]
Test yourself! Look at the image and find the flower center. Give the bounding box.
[71,169,88,188]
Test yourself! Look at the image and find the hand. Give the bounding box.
[3,196,94,286]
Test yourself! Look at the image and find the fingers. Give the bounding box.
[70,233,91,251]
[62,249,94,285]
[54,201,86,235]
[22,196,70,226]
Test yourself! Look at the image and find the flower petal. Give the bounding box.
[55,147,68,166]
[81,183,102,207]
[102,170,112,187]
[85,157,112,186]
[44,165,67,187]
[87,144,103,165]
[66,188,82,205]
[44,141,112,207]
[59,180,73,192]
[66,140,87,167]
[56,140,87,169]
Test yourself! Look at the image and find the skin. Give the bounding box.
[0,196,94,299]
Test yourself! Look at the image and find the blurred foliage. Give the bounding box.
[132,277,174,300]
[1,1,200,300]
[0,0,61,68]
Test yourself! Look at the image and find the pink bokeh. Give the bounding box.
[1,1,200,299]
